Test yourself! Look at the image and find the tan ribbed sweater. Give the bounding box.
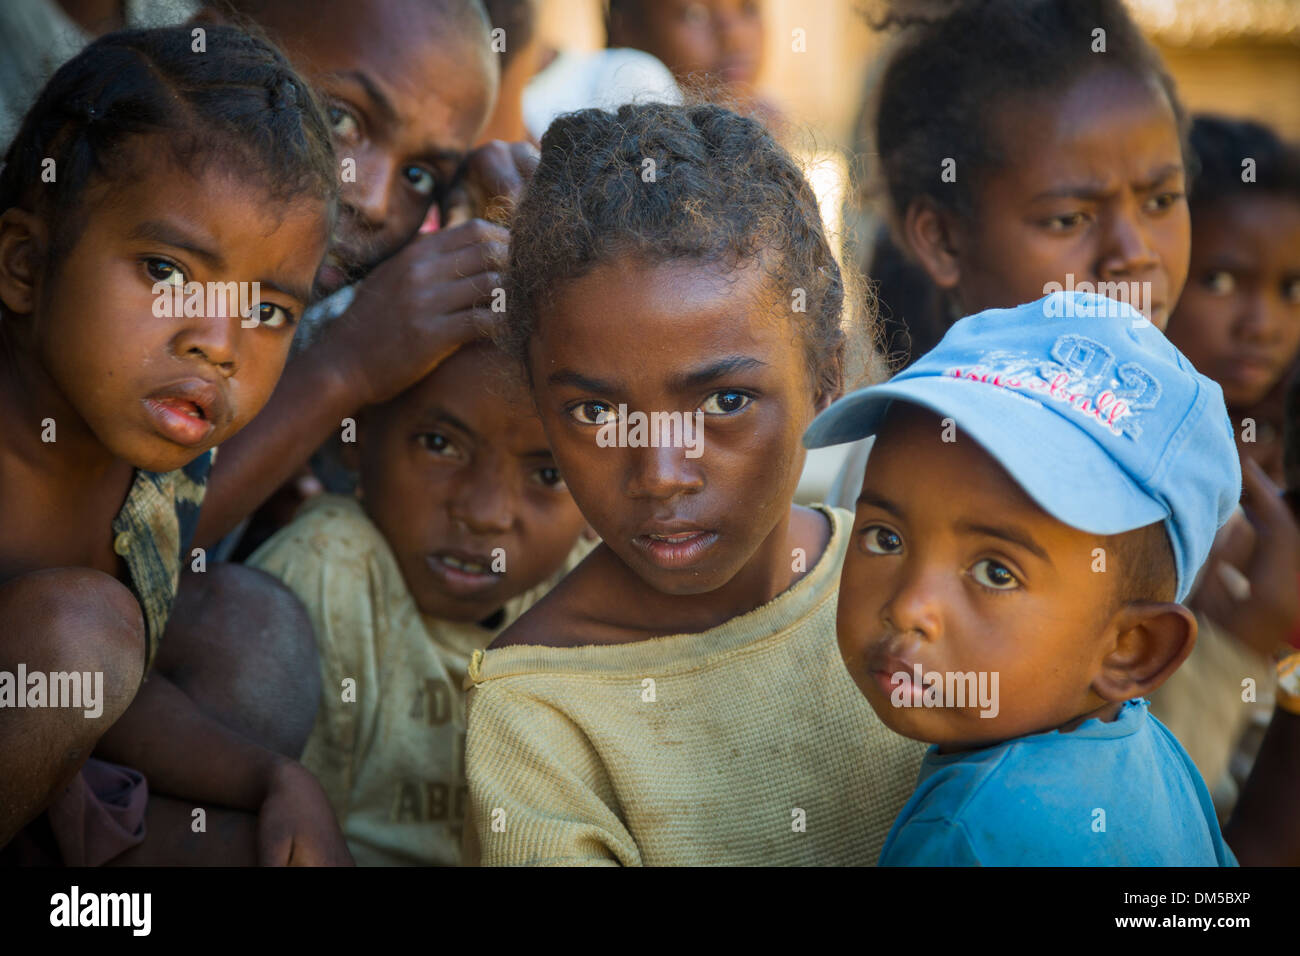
[463,505,927,866]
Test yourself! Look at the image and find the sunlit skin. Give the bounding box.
[493,256,836,646]
[0,143,328,580]
[246,0,497,293]
[836,406,1194,753]
[353,344,587,624]
[609,0,764,91]
[914,68,1190,330]
[1166,195,1300,409]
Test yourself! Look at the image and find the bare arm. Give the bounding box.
[95,671,352,865]
[1223,706,1300,866]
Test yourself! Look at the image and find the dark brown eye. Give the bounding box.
[862,525,902,555]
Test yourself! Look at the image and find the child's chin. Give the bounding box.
[115,433,214,475]
[858,683,945,743]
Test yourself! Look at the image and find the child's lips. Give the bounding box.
[142,379,225,447]
[631,523,718,570]
[866,648,924,701]
[425,549,504,597]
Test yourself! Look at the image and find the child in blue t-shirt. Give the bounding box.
[804,291,1241,866]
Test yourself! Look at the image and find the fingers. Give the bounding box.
[1241,457,1294,541]
[409,218,508,264]
[460,140,540,225]
[420,306,501,351]
[466,139,538,204]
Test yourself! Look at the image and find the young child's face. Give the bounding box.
[252,0,495,294]
[355,344,587,623]
[949,68,1190,329]
[527,256,819,596]
[1166,195,1300,408]
[615,0,763,91]
[21,145,326,474]
[837,405,1124,750]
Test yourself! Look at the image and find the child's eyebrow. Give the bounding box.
[128,220,223,268]
[1029,163,1185,203]
[856,489,903,517]
[258,276,314,306]
[956,520,1052,564]
[546,369,621,395]
[669,355,768,392]
[1133,162,1186,192]
[416,409,477,439]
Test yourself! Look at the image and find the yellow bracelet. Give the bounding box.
[1278,654,1300,716]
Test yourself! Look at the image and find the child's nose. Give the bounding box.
[1098,206,1160,279]
[449,479,514,536]
[880,565,944,644]
[1236,289,1286,344]
[624,444,704,501]
[174,315,240,376]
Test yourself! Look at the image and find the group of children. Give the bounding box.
[0,0,1297,867]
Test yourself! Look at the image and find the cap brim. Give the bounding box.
[804,376,1168,536]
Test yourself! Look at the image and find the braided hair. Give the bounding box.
[0,23,337,277]
[504,102,857,398]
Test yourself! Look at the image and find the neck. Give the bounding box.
[935,698,1127,756]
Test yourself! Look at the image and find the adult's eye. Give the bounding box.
[700,390,751,415]
[403,165,437,197]
[861,524,903,555]
[570,401,617,425]
[328,105,361,146]
[971,558,1020,590]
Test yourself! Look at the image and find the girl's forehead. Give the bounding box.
[538,258,793,359]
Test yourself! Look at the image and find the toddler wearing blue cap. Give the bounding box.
[804,291,1240,866]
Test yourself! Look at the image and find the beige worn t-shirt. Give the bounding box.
[463,505,928,866]
[247,493,592,865]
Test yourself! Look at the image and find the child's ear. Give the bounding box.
[0,208,47,316]
[1091,602,1197,702]
[813,341,845,413]
[901,199,962,291]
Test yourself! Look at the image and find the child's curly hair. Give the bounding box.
[502,102,859,399]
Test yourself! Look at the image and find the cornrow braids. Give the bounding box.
[865,0,1188,231]
[0,23,338,273]
[503,102,853,398]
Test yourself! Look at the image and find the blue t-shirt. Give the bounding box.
[879,699,1237,866]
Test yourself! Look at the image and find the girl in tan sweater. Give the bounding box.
[462,102,925,865]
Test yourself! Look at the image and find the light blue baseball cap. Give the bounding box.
[804,291,1241,602]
